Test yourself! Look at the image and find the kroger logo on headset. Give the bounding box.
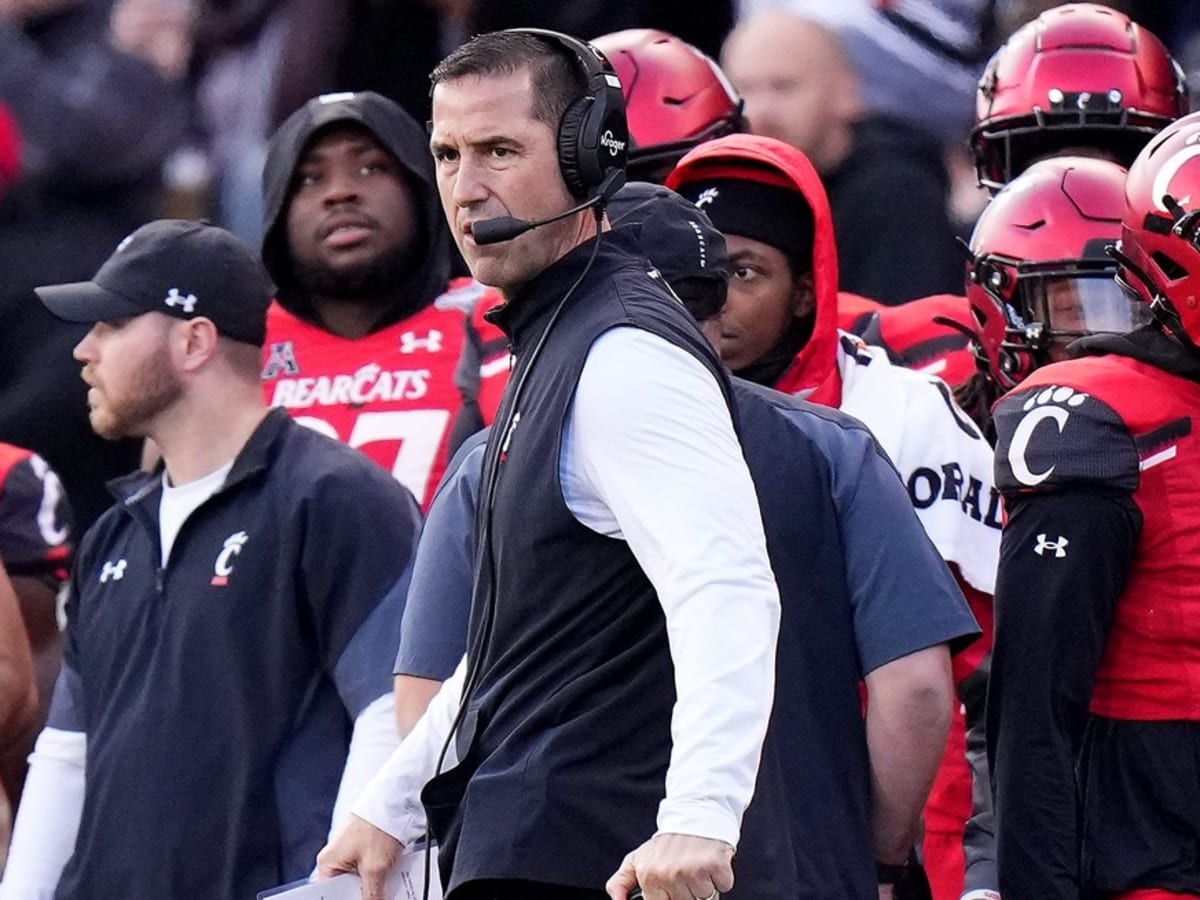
[600,130,626,156]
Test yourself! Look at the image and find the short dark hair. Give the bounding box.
[430,31,588,131]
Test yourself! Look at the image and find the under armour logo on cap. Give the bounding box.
[164,288,197,313]
[34,220,275,346]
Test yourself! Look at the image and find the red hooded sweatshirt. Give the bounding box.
[667,134,845,406]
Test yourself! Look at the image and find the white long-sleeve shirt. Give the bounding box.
[355,326,781,849]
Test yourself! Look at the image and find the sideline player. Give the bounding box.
[260,90,481,508]
[666,133,1000,899]
[988,109,1200,899]
[959,156,1150,436]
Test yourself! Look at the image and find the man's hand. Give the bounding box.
[316,814,402,900]
[606,833,734,900]
[878,884,895,900]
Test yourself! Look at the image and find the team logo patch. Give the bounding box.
[100,559,127,583]
[694,187,719,209]
[1007,386,1089,487]
[211,531,248,586]
[262,341,301,380]
[1034,533,1069,558]
[164,288,198,313]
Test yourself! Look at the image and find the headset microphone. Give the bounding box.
[471,169,627,246]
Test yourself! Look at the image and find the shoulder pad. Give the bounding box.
[994,382,1138,493]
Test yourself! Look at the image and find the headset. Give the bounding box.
[472,28,630,244]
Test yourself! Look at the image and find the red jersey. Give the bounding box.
[996,353,1200,720]
[261,281,482,509]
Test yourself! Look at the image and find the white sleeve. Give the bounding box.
[563,327,781,848]
[0,727,86,900]
[328,693,402,837]
[350,656,467,845]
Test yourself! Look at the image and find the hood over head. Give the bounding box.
[260,91,452,326]
[666,133,840,397]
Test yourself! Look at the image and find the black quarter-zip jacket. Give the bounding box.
[50,409,421,900]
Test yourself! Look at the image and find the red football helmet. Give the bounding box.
[1114,110,1200,351]
[592,29,745,183]
[966,156,1148,390]
[971,3,1186,191]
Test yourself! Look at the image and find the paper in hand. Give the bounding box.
[257,844,441,900]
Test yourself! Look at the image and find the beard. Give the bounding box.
[289,239,422,301]
[87,353,183,441]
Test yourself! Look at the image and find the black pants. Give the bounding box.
[452,879,609,900]
[1078,717,1200,897]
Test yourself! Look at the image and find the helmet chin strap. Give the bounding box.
[1163,193,1200,247]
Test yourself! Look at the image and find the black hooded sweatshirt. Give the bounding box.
[259,90,454,331]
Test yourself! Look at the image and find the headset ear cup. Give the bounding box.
[558,97,592,200]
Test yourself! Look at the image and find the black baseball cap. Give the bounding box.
[609,182,730,321]
[36,219,275,346]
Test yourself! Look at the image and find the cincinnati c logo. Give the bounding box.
[1007,387,1088,487]
[211,531,249,586]
[1150,130,1200,213]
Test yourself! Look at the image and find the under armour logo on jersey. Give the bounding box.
[164,288,198,313]
[1034,534,1069,558]
[694,187,719,209]
[261,341,301,380]
[211,531,249,586]
[100,559,127,583]
[399,330,443,354]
